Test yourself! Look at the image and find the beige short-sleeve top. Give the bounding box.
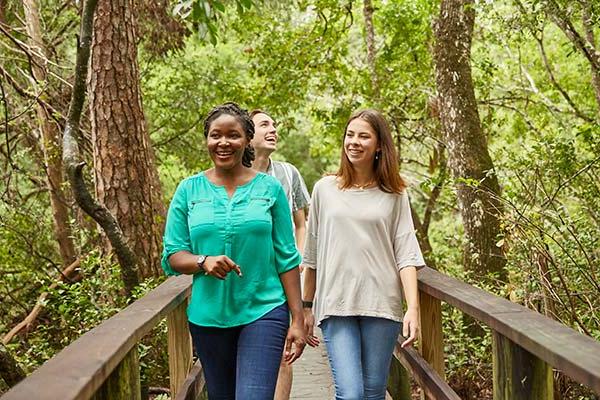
[303,176,426,326]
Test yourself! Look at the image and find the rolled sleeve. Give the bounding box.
[272,184,302,274]
[395,231,426,271]
[161,181,192,276]
[394,191,426,271]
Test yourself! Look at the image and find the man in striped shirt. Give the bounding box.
[250,109,310,400]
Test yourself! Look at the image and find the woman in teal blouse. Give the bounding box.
[162,102,306,399]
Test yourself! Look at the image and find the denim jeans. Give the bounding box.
[321,316,402,400]
[188,303,289,400]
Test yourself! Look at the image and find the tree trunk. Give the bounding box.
[432,0,507,283]
[535,241,558,321]
[362,0,380,101]
[0,0,6,24]
[410,142,447,271]
[23,0,77,266]
[89,0,165,279]
[582,0,600,113]
[0,343,25,388]
[63,0,139,297]
[547,0,600,116]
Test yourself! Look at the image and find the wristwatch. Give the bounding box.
[302,300,313,308]
[196,255,207,274]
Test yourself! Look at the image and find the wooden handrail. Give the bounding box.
[392,339,460,400]
[174,360,206,400]
[4,267,599,399]
[417,267,600,394]
[2,275,192,400]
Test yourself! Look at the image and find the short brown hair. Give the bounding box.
[250,109,270,119]
[336,109,406,194]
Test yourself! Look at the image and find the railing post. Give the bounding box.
[418,290,444,400]
[168,298,193,398]
[419,291,444,377]
[92,346,141,400]
[492,331,553,400]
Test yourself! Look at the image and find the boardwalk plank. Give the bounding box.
[290,329,334,399]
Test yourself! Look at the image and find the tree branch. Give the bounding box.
[62,0,139,297]
[2,259,81,345]
[422,143,447,234]
[581,0,600,111]
[546,0,600,76]
[533,30,593,122]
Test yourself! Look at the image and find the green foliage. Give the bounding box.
[443,305,494,398]
[143,38,257,175]
[0,252,119,374]
[173,0,257,44]
[1,250,168,387]
[0,204,63,334]
[2,0,599,397]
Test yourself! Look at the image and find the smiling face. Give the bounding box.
[344,117,380,172]
[251,113,278,154]
[206,114,249,171]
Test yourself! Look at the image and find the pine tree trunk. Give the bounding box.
[23,0,77,266]
[432,0,507,282]
[89,0,165,279]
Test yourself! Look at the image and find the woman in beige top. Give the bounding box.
[302,109,425,400]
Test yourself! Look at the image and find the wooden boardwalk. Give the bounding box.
[290,329,335,399]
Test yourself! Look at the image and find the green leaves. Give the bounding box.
[172,0,257,44]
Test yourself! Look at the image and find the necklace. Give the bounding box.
[352,180,376,190]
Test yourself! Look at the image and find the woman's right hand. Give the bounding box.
[303,308,320,347]
[203,255,242,279]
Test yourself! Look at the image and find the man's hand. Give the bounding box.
[303,308,320,347]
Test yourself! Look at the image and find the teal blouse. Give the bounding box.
[161,172,301,328]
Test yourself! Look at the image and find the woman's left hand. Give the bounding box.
[284,321,306,364]
[401,307,420,348]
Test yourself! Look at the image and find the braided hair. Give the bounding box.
[203,102,256,168]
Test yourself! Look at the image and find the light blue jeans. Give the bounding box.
[321,316,402,400]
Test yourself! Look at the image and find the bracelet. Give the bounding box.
[302,300,313,308]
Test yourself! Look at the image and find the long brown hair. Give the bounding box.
[336,109,406,194]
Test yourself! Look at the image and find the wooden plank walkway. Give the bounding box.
[290,329,335,399]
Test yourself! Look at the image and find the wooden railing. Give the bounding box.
[1,275,200,400]
[3,267,600,400]
[387,267,600,399]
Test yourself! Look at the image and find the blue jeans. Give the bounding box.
[321,316,402,400]
[188,303,289,400]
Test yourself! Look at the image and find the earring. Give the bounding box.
[375,151,380,160]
